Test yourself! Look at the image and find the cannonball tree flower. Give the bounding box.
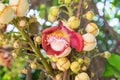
[0,47,11,67]
[9,0,29,17]
[42,21,84,57]
[0,3,14,24]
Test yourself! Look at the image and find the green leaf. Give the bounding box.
[102,63,114,77]
[102,63,120,78]
[107,53,120,71]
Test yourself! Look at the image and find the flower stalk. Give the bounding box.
[16,25,55,77]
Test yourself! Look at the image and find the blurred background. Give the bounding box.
[0,0,120,80]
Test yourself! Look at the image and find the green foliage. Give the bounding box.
[39,4,45,18]
[0,57,27,80]
[107,54,120,71]
[2,0,9,3]
[103,53,120,79]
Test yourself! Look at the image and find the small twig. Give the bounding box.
[38,71,45,80]
[63,70,69,80]
[43,0,48,25]
[26,65,32,80]
[76,0,83,18]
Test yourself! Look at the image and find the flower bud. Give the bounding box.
[48,14,57,22]
[0,3,14,24]
[13,41,21,48]
[90,71,94,78]
[64,0,71,5]
[30,62,37,69]
[55,73,63,80]
[34,36,41,44]
[50,6,59,17]
[75,72,90,80]
[85,11,94,20]
[70,61,80,73]
[51,56,58,62]
[83,1,88,9]
[21,68,27,74]
[56,57,70,71]
[77,58,83,65]
[82,33,97,51]
[67,16,80,29]
[12,52,17,58]
[103,51,111,59]
[9,0,29,17]
[18,19,27,28]
[84,57,90,66]
[58,0,63,4]
[81,65,87,71]
[85,23,99,36]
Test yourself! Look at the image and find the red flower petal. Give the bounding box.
[59,21,71,33]
[42,26,59,34]
[42,33,66,56]
[70,32,84,52]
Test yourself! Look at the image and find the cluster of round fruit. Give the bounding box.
[46,1,99,79]
[50,56,91,80]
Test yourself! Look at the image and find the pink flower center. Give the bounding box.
[47,30,70,51]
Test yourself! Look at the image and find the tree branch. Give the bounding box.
[76,0,83,18]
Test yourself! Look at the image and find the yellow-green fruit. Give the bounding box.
[67,16,80,29]
[75,72,90,80]
[85,11,94,20]
[77,58,83,65]
[85,23,99,36]
[82,33,97,51]
[70,61,80,73]
[48,14,56,22]
[84,57,90,66]
[50,6,59,17]
[56,57,70,71]
[64,0,71,5]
